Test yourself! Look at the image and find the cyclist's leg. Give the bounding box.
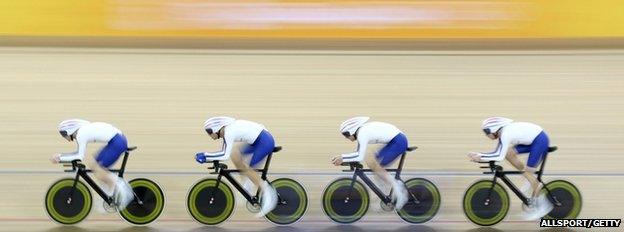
[371,133,407,168]
[234,131,275,187]
[232,144,255,193]
[369,133,408,177]
[87,155,116,213]
[524,132,552,219]
[508,145,529,170]
[232,143,249,170]
[367,153,392,185]
[91,134,127,191]
[508,143,541,197]
[93,134,131,208]
[87,155,115,190]
[526,132,550,197]
[369,133,408,208]
[242,130,276,216]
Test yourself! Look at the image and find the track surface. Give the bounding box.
[1,48,623,231]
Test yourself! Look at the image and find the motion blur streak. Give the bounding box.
[2,0,624,38]
[112,1,526,29]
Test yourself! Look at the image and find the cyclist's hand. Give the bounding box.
[195,152,207,164]
[50,154,61,164]
[467,152,482,162]
[331,155,343,166]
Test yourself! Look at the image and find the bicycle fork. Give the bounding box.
[535,179,561,207]
[345,172,359,203]
[66,172,81,204]
[484,175,499,206]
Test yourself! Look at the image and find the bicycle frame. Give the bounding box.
[341,146,419,204]
[478,146,560,206]
[205,147,282,205]
[61,147,135,205]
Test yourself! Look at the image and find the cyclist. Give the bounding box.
[331,116,409,210]
[195,116,277,217]
[468,117,553,220]
[50,119,133,210]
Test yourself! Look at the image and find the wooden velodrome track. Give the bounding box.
[0,47,623,231]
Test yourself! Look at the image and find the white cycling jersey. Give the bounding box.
[478,122,543,161]
[341,121,402,163]
[201,120,266,161]
[59,122,122,162]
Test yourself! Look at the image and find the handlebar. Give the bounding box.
[207,160,228,174]
[474,146,558,173]
[60,159,122,173]
[341,162,363,171]
[337,146,415,171]
[59,146,136,173]
[61,160,85,172]
[477,161,498,171]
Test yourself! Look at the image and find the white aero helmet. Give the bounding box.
[481,117,513,135]
[340,116,370,137]
[58,119,90,137]
[203,116,235,134]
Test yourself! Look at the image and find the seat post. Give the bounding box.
[395,153,407,179]
[119,151,130,178]
[537,152,548,181]
[261,153,273,180]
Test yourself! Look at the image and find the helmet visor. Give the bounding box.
[482,128,492,135]
[342,131,351,138]
[59,130,71,140]
[205,128,213,135]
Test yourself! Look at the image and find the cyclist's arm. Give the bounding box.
[342,136,368,163]
[200,134,232,161]
[479,137,509,162]
[59,138,87,162]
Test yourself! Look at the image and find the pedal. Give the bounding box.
[103,201,118,213]
[380,201,394,212]
[246,201,261,213]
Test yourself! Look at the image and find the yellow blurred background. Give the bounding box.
[2,0,624,39]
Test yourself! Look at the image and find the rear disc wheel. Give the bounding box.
[542,180,582,219]
[119,178,165,225]
[265,178,308,225]
[397,178,441,224]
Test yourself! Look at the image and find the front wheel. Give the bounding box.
[265,178,308,225]
[463,180,510,226]
[322,178,369,224]
[119,178,165,225]
[45,178,92,225]
[397,178,441,224]
[541,180,582,219]
[186,178,235,225]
